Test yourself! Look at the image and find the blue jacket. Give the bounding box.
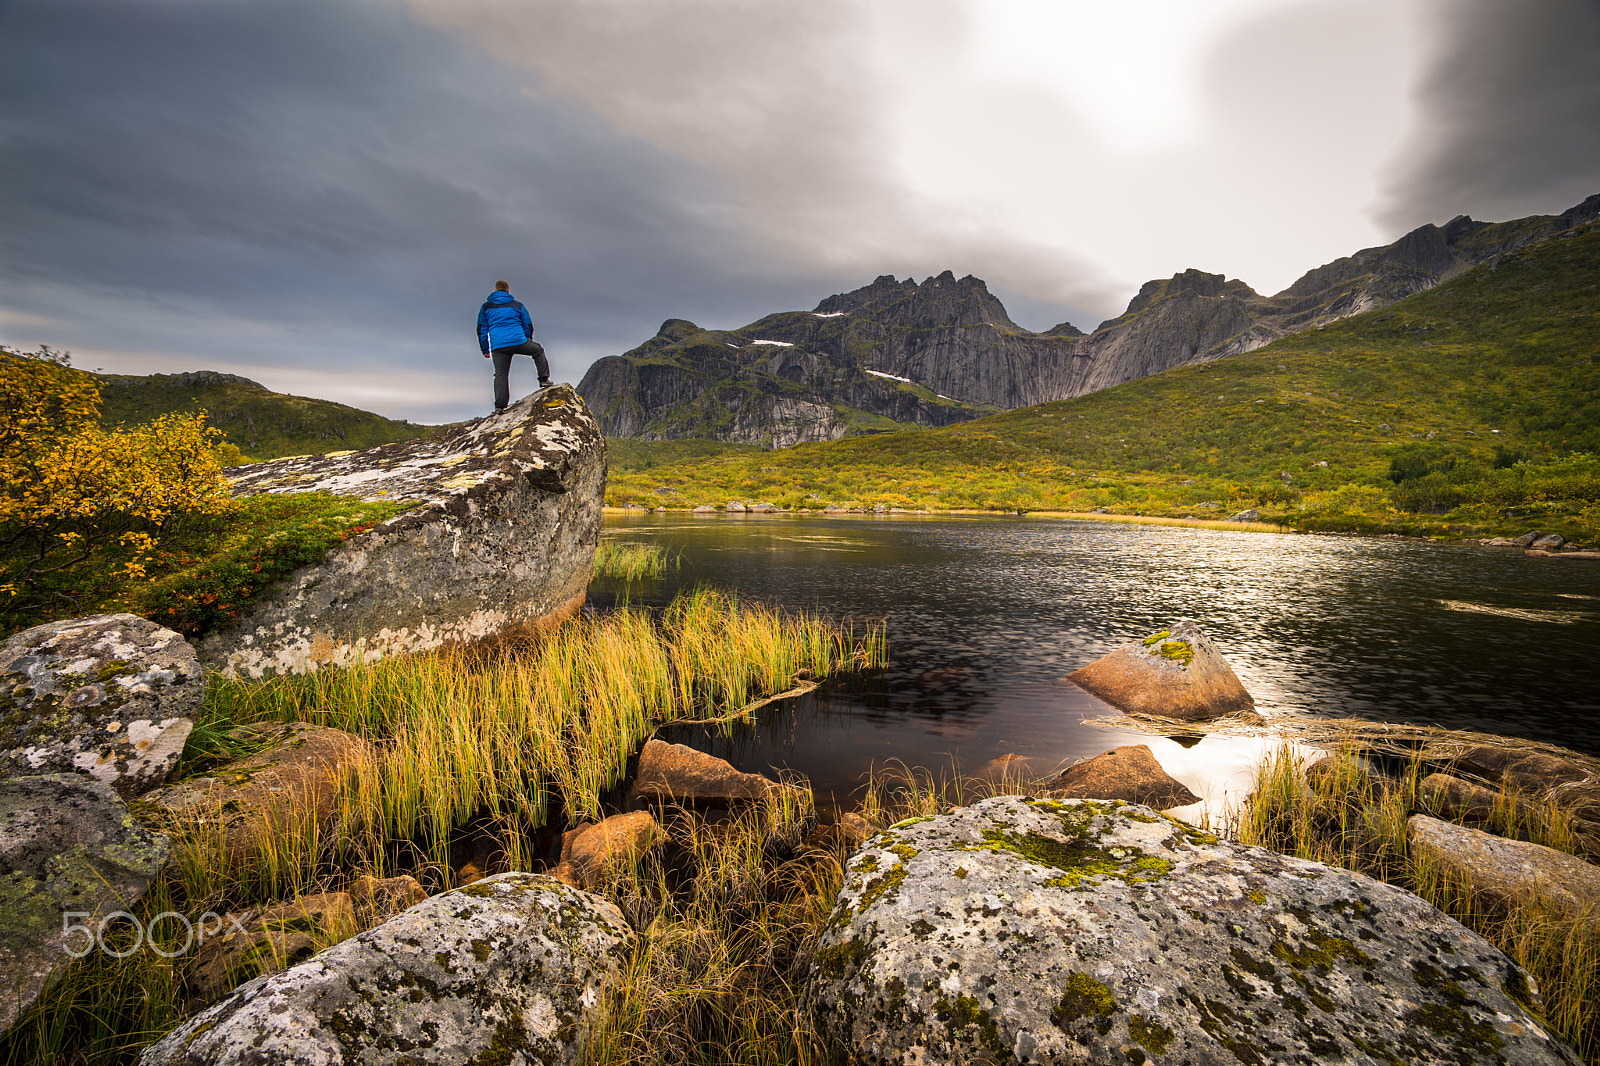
[477,291,533,353]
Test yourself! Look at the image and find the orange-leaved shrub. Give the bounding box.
[0,346,238,632]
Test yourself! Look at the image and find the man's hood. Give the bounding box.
[485,290,517,304]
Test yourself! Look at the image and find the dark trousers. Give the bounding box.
[491,340,549,410]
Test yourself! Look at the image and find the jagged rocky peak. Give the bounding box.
[813,269,1020,331]
[1119,269,1259,319]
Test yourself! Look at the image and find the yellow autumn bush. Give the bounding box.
[1,347,238,630]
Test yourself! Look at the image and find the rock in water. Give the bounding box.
[1066,618,1256,722]
[1,774,171,1037]
[808,796,1581,1066]
[197,386,604,678]
[140,872,634,1066]
[1037,744,1200,808]
[0,614,201,796]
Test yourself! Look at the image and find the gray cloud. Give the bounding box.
[1378,0,1600,231]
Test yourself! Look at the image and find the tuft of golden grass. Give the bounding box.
[594,539,679,581]
[1235,745,1599,1063]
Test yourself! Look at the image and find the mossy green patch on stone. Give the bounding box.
[856,864,907,912]
[888,815,934,830]
[1142,630,1172,647]
[1128,1014,1175,1054]
[814,936,868,980]
[1156,639,1194,667]
[936,994,1007,1057]
[1051,971,1117,1025]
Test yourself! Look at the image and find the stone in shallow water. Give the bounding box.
[808,796,1581,1066]
[140,872,634,1066]
[1066,618,1258,723]
[1,613,200,796]
[1037,744,1200,809]
[1,774,171,1037]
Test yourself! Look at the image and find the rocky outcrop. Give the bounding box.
[196,385,604,677]
[808,796,1581,1066]
[1065,619,1258,723]
[1408,815,1600,919]
[139,721,371,862]
[1037,744,1200,808]
[140,872,634,1066]
[1,614,201,797]
[1,774,171,1037]
[580,195,1600,444]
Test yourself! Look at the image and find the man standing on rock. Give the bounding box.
[477,280,551,411]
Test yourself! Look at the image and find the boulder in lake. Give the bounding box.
[1408,814,1600,919]
[1066,619,1258,723]
[1226,508,1259,522]
[1037,744,1200,808]
[627,738,795,809]
[140,872,634,1066]
[1,614,201,797]
[140,721,371,863]
[809,796,1580,1066]
[1,774,171,1037]
[196,386,604,678]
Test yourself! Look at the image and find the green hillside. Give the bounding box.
[608,219,1600,543]
[95,370,442,462]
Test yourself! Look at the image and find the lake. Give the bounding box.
[593,513,1600,812]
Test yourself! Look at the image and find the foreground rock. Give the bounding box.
[1,614,201,796]
[627,738,797,809]
[553,810,664,890]
[197,385,605,678]
[186,891,356,1008]
[1,775,171,1037]
[809,796,1579,1066]
[1066,619,1258,723]
[1037,744,1200,808]
[141,872,633,1066]
[140,721,371,862]
[1408,815,1600,918]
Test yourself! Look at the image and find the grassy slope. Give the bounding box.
[96,371,444,461]
[607,221,1600,541]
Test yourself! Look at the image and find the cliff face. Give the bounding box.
[579,194,1600,444]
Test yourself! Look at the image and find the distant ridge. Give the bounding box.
[579,193,1600,447]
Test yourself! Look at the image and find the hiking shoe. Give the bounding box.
[538,380,553,389]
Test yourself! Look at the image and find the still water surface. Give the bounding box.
[594,514,1600,808]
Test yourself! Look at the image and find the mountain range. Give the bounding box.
[578,194,1600,448]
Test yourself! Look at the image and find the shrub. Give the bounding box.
[0,347,237,632]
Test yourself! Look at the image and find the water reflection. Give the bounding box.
[600,513,1600,806]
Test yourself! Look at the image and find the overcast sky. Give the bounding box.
[3,0,1598,423]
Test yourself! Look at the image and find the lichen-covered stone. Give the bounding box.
[186,892,356,1008]
[1408,815,1600,919]
[1,774,171,1037]
[1066,618,1258,723]
[1037,745,1201,809]
[196,386,605,678]
[1,614,201,796]
[140,721,371,863]
[809,796,1580,1066]
[140,872,635,1066]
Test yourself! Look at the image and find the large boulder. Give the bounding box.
[140,872,634,1066]
[1408,815,1600,918]
[553,810,664,890]
[1066,619,1258,723]
[196,386,605,678]
[1,774,171,1037]
[1,614,201,796]
[1037,745,1201,809]
[139,721,371,863]
[809,796,1580,1066]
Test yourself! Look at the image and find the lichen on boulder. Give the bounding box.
[1,774,171,1037]
[196,386,605,678]
[1066,618,1259,723]
[140,872,635,1066]
[808,795,1581,1065]
[1,613,201,796]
